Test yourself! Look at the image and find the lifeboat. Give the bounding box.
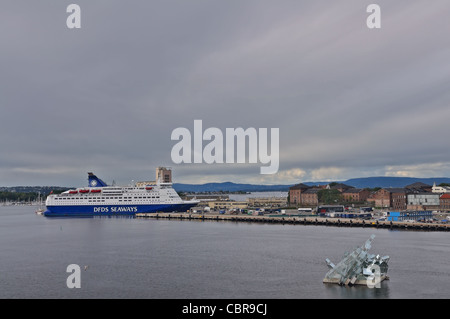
[145,186,153,190]
[90,189,101,193]
[69,190,78,194]
[79,189,89,193]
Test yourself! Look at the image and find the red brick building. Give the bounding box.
[367,188,391,208]
[342,188,370,202]
[301,188,320,205]
[390,188,408,211]
[440,194,450,211]
[366,188,409,210]
[289,183,310,205]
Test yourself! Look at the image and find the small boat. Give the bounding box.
[90,189,101,193]
[145,186,153,190]
[35,192,45,215]
[79,189,89,193]
[69,190,78,194]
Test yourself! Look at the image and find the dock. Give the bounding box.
[135,213,450,232]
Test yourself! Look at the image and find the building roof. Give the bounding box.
[289,183,310,190]
[405,182,431,189]
[303,188,321,194]
[440,194,450,199]
[407,192,439,196]
[383,188,408,193]
[342,188,365,194]
[328,183,354,190]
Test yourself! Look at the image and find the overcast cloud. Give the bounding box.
[1,1,450,186]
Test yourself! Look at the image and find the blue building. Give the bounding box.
[387,211,432,222]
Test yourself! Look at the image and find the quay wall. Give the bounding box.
[135,213,450,232]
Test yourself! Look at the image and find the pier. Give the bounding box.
[135,213,450,232]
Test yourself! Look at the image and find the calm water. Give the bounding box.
[0,206,449,299]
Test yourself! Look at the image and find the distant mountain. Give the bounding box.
[173,182,293,193]
[343,176,450,189]
[173,176,450,193]
[3,176,450,194]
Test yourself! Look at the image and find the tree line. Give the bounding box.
[0,189,68,202]
[0,191,41,202]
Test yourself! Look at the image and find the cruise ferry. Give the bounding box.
[44,170,199,217]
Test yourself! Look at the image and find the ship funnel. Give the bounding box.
[87,172,108,187]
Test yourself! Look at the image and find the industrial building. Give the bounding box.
[406,192,440,210]
[206,200,248,210]
[317,205,345,216]
[247,197,287,208]
[386,211,433,222]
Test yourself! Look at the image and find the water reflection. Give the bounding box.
[323,281,391,299]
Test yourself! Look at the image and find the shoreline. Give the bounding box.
[135,212,450,232]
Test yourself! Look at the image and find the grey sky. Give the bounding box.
[1,1,450,186]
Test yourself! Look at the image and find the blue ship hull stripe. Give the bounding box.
[44,203,197,217]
